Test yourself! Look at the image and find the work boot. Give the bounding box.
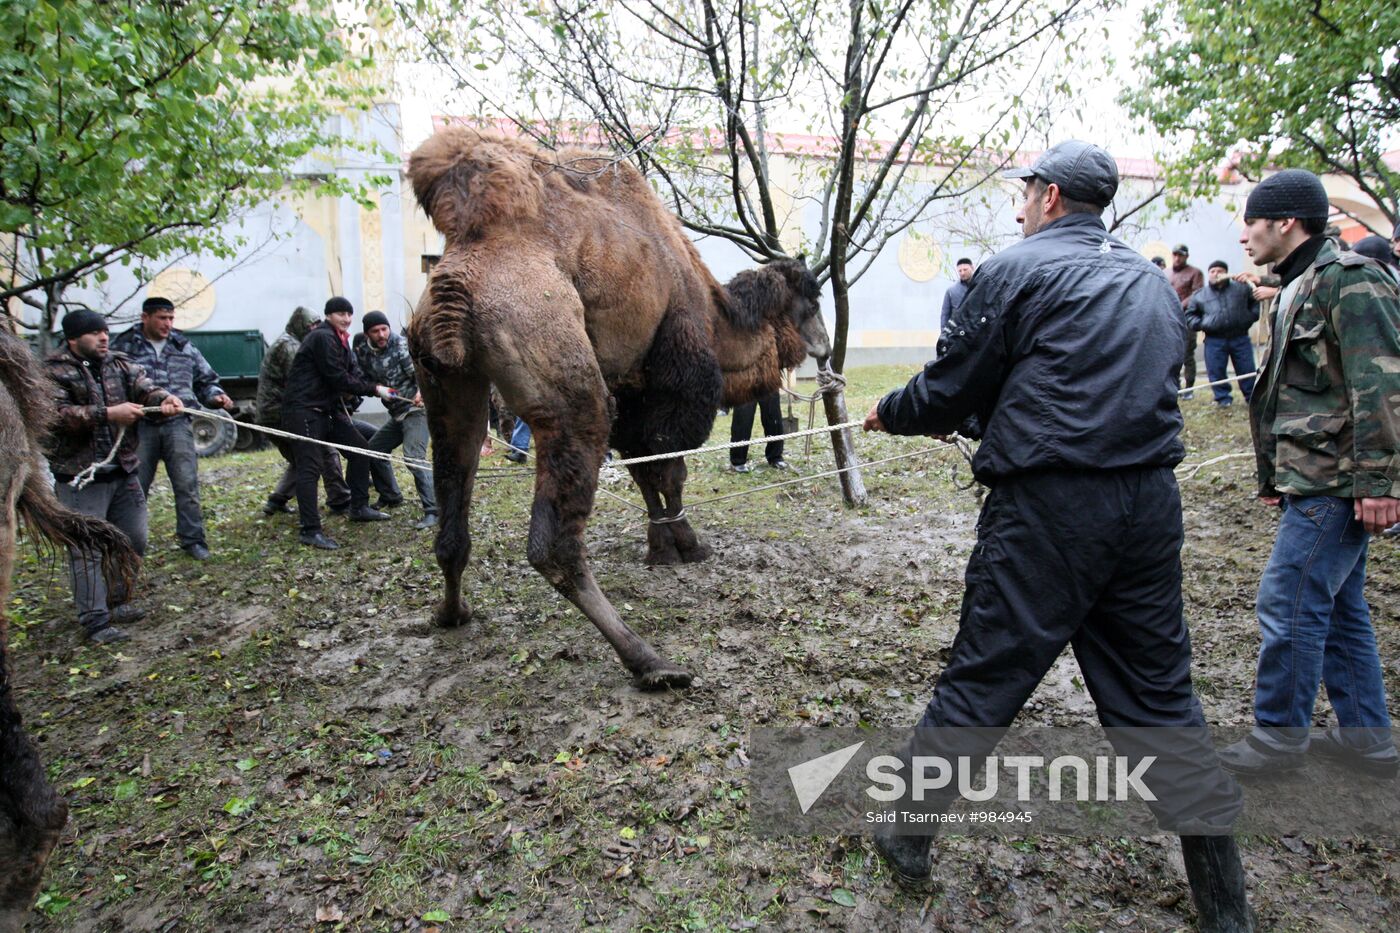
[1218,735,1304,777]
[183,543,212,561]
[413,512,438,531]
[1179,836,1255,932]
[299,531,340,550]
[87,624,129,644]
[872,831,936,892]
[727,462,752,474]
[347,505,390,522]
[110,604,147,626]
[373,496,405,510]
[262,499,294,516]
[505,451,527,464]
[1309,727,1399,779]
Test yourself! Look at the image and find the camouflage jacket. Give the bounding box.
[110,326,224,423]
[354,332,418,420]
[43,346,170,478]
[255,307,317,425]
[1249,237,1400,498]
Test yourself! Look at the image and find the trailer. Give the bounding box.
[182,330,268,457]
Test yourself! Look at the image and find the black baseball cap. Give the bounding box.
[1002,140,1119,206]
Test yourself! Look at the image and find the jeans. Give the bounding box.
[729,391,785,466]
[268,435,351,511]
[1179,327,1197,391]
[368,410,436,514]
[55,472,147,633]
[136,417,206,549]
[510,418,532,454]
[284,409,373,534]
[1252,495,1393,752]
[354,419,402,502]
[1202,335,1255,404]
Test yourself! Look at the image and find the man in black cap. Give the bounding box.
[1170,244,1204,398]
[863,140,1252,930]
[44,310,184,642]
[111,296,234,560]
[1218,168,1400,780]
[282,297,396,549]
[355,311,437,529]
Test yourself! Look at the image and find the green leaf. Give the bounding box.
[235,758,257,772]
[422,909,451,922]
[69,776,96,789]
[223,795,256,816]
[113,779,139,800]
[830,888,857,908]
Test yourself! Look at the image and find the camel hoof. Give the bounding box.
[433,602,473,629]
[678,542,712,563]
[633,665,694,691]
[645,546,682,566]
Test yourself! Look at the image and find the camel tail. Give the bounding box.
[16,473,139,606]
[408,128,544,240]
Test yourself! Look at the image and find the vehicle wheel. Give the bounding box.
[234,425,266,452]
[193,416,238,458]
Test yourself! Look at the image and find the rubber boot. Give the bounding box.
[1180,836,1255,932]
[873,830,936,891]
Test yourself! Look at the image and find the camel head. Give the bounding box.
[769,256,831,366]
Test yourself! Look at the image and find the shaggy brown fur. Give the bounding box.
[0,332,140,931]
[406,129,829,689]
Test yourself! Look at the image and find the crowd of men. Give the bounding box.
[45,296,434,641]
[873,148,1398,929]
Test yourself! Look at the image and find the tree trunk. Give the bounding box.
[37,282,60,356]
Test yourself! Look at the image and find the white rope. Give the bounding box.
[1175,452,1255,481]
[68,425,128,490]
[1179,371,1258,395]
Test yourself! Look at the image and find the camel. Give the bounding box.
[0,331,140,931]
[406,130,831,690]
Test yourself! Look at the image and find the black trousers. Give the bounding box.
[917,467,1242,831]
[729,390,785,466]
[283,408,372,533]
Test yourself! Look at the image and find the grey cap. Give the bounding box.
[1002,140,1119,206]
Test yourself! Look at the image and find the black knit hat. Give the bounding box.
[324,296,354,316]
[1244,169,1330,221]
[142,296,175,314]
[1355,236,1397,267]
[1208,260,1228,272]
[362,310,390,332]
[62,309,109,340]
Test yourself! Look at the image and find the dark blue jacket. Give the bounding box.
[1184,279,1258,338]
[110,326,225,422]
[877,214,1186,482]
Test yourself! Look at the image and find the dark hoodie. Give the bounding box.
[255,306,318,426]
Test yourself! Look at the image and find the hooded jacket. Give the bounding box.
[877,213,1185,482]
[255,306,317,426]
[354,332,418,420]
[282,320,377,418]
[43,346,171,479]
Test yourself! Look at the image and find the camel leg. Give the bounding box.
[655,456,711,563]
[422,372,489,628]
[626,462,681,566]
[521,399,692,689]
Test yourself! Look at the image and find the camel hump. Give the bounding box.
[408,129,550,239]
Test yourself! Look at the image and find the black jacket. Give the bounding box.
[1184,280,1259,338]
[877,214,1186,483]
[283,321,377,417]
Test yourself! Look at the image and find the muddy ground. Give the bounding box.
[8,365,1398,931]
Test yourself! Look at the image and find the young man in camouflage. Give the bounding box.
[355,311,437,530]
[256,306,353,517]
[1220,169,1400,779]
[111,297,233,560]
[46,310,184,642]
